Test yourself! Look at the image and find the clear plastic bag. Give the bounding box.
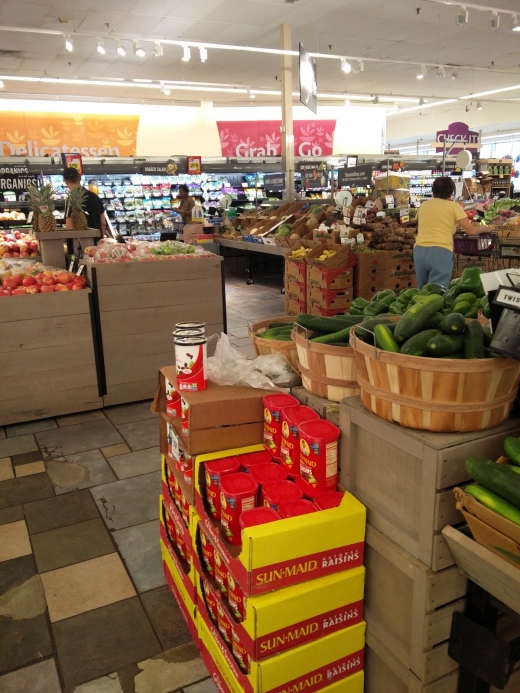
[205,333,299,391]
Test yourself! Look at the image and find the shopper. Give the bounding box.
[177,183,195,223]
[413,177,486,289]
[63,167,107,236]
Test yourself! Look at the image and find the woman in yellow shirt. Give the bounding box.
[414,177,487,289]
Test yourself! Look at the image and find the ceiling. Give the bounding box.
[1,0,520,107]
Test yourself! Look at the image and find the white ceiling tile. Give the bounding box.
[146,16,196,37]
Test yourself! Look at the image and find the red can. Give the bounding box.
[205,457,241,520]
[263,394,299,461]
[165,379,181,417]
[200,530,215,577]
[165,509,177,546]
[183,467,193,486]
[214,550,228,597]
[280,406,320,478]
[220,473,258,546]
[174,520,188,561]
[181,397,189,437]
[232,626,250,673]
[238,449,273,473]
[174,479,184,513]
[240,507,281,530]
[278,499,317,519]
[250,463,287,504]
[175,335,208,392]
[227,570,246,622]
[181,495,190,528]
[201,575,219,624]
[297,420,341,497]
[263,480,303,512]
[217,599,233,646]
[314,491,345,510]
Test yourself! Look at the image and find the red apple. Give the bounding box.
[18,242,28,253]
[54,284,69,291]
[11,252,20,257]
[73,275,87,287]
[55,271,70,285]
[71,283,84,290]
[66,281,74,290]
[25,285,40,294]
[35,272,46,282]
[0,289,11,296]
[22,276,37,287]
[3,277,18,291]
[41,276,56,286]
[11,287,27,295]
[2,252,11,258]
[30,252,40,257]
[40,285,55,292]
[20,252,30,258]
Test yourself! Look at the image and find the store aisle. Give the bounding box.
[0,279,285,692]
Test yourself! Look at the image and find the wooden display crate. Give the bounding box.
[340,396,520,571]
[0,290,102,425]
[291,386,340,426]
[83,258,225,407]
[364,525,466,685]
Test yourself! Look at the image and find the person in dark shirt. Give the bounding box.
[63,167,107,236]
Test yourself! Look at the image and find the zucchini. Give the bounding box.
[374,324,400,353]
[464,320,485,359]
[312,327,353,344]
[465,484,520,526]
[423,312,444,329]
[400,329,441,357]
[465,456,520,509]
[394,294,444,344]
[295,314,363,334]
[439,313,466,336]
[504,438,520,467]
[355,317,394,344]
[426,335,464,357]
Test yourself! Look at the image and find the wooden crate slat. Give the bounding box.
[97,277,222,312]
[103,379,158,407]
[0,386,102,426]
[0,315,94,354]
[0,365,99,402]
[105,352,176,387]
[1,342,95,376]
[0,290,91,323]
[433,489,463,531]
[87,257,223,285]
[102,324,223,360]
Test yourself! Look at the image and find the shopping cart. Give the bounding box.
[453,232,495,257]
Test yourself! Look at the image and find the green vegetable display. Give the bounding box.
[465,484,520,526]
[465,456,520,510]
[363,301,390,316]
[439,313,466,335]
[400,329,441,356]
[374,324,400,353]
[355,317,394,344]
[426,334,464,357]
[464,320,485,359]
[295,314,362,334]
[504,438,520,467]
[394,294,444,343]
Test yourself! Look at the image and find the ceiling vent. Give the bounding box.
[0,50,23,57]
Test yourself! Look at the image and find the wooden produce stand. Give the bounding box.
[35,228,100,268]
[0,290,102,425]
[83,256,225,407]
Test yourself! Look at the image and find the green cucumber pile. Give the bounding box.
[256,322,296,342]
[464,439,520,527]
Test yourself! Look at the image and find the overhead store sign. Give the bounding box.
[141,160,186,175]
[299,43,318,115]
[264,173,286,192]
[338,164,373,188]
[0,112,140,157]
[299,161,328,188]
[435,122,481,153]
[216,120,336,159]
[0,165,39,191]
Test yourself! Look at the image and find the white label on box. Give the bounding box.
[76,264,85,276]
[353,207,367,226]
[400,206,410,223]
[27,211,33,223]
[386,195,395,209]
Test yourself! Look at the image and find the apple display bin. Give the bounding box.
[34,228,101,269]
[83,256,225,407]
[0,289,103,425]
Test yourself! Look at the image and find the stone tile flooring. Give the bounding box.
[0,276,284,692]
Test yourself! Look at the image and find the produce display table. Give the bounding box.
[35,228,100,268]
[215,237,288,285]
[84,257,225,407]
[0,289,102,425]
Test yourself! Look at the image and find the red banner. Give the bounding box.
[217,120,336,158]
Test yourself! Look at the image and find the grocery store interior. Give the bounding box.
[3,1,520,692]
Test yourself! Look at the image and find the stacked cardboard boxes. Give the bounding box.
[354,249,417,300]
[154,367,368,693]
[306,244,356,317]
[284,241,318,316]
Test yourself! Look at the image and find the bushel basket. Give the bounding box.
[248,316,299,369]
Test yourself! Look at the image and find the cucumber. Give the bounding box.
[259,328,285,339]
[426,334,464,357]
[355,317,395,344]
[262,333,293,341]
[464,320,485,359]
[269,322,294,329]
[400,329,441,356]
[312,327,353,344]
[441,353,464,359]
[330,342,350,347]
[374,324,400,353]
[411,294,430,305]
[423,312,444,329]
[439,313,466,336]
[504,438,520,467]
[482,326,492,347]
[465,456,520,509]
[295,314,363,334]
[465,484,520,526]
[394,294,444,344]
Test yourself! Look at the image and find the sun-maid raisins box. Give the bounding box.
[197,601,365,693]
[193,545,364,662]
[193,444,366,598]
[161,541,198,644]
[159,497,197,603]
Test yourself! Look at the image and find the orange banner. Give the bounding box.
[0,112,140,157]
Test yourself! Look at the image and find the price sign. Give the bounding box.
[494,286,520,308]
[352,207,367,225]
[400,206,410,223]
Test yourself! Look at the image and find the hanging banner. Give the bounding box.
[264,173,286,192]
[0,165,39,191]
[216,120,336,159]
[188,156,202,175]
[338,164,373,188]
[299,43,318,115]
[299,161,328,189]
[61,153,83,174]
[435,122,481,153]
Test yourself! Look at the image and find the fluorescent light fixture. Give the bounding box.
[247,88,255,99]
[199,46,208,63]
[451,68,459,79]
[491,12,499,29]
[359,60,364,72]
[133,42,145,58]
[160,83,171,95]
[477,101,483,110]
[461,84,520,98]
[116,41,126,56]
[344,99,350,107]
[153,42,163,57]
[514,15,520,31]
[182,45,191,62]
[457,7,468,24]
[132,78,152,83]
[64,35,73,52]
[96,38,105,55]
[0,81,4,89]
[388,98,459,115]
[341,59,352,74]
[417,65,426,79]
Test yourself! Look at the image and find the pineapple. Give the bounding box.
[68,186,88,230]
[37,184,57,233]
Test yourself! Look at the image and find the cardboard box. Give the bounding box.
[377,188,410,206]
[353,251,388,276]
[284,241,323,284]
[308,286,353,310]
[194,553,364,661]
[382,271,417,293]
[198,601,365,693]
[162,541,199,643]
[285,295,306,316]
[285,279,306,303]
[194,445,366,597]
[383,249,414,272]
[374,174,410,191]
[307,301,351,317]
[154,368,271,456]
[307,265,353,291]
[160,503,197,603]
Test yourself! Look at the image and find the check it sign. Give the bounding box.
[434,122,481,153]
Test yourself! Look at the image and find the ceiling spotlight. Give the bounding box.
[477,101,483,110]
[393,104,400,112]
[133,42,146,58]
[160,83,171,95]
[359,60,364,72]
[372,95,379,104]
[457,7,468,25]
[341,59,352,74]
[182,45,191,62]
[96,38,105,55]
[491,12,499,29]
[116,41,126,57]
[513,15,520,31]
[344,99,351,107]
[64,35,73,52]
[0,81,5,89]
[419,98,426,106]
[451,68,459,80]
[247,88,255,99]
[153,42,163,57]
[416,65,426,80]
[199,46,208,63]
[436,66,445,78]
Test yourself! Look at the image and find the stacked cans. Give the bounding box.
[173,322,208,394]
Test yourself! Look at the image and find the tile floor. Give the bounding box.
[0,276,285,693]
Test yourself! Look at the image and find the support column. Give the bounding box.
[280,23,295,201]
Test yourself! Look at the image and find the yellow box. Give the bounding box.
[193,551,364,661]
[198,603,365,693]
[374,174,410,190]
[161,540,198,642]
[193,445,366,597]
[161,455,195,542]
[159,497,197,602]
